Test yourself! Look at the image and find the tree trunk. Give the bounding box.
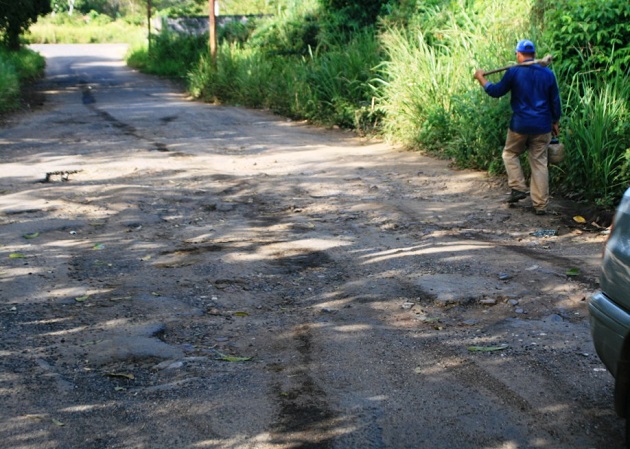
[7,22,22,51]
[209,0,217,66]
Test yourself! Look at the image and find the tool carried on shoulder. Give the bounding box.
[483,54,553,76]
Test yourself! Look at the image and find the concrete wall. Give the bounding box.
[152,15,266,35]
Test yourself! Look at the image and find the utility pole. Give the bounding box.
[209,0,217,66]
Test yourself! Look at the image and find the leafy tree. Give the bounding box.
[51,0,148,17]
[536,0,630,79]
[157,0,207,17]
[0,0,51,50]
[51,0,77,15]
[317,0,391,29]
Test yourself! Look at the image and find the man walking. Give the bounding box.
[474,39,561,215]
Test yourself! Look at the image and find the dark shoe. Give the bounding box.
[534,209,546,216]
[506,189,528,203]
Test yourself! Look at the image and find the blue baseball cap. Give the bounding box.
[515,39,536,53]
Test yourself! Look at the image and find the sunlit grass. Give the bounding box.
[0,56,19,112]
[26,16,145,45]
[0,47,45,112]
[560,71,630,206]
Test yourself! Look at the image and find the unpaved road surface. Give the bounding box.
[0,44,623,448]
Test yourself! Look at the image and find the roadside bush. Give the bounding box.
[558,70,630,206]
[377,0,528,171]
[0,46,45,112]
[219,19,258,46]
[176,0,381,129]
[0,56,19,112]
[248,11,320,56]
[301,30,381,128]
[536,0,630,80]
[318,0,389,29]
[3,46,46,80]
[131,0,630,206]
[188,29,381,130]
[190,45,277,107]
[128,31,208,78]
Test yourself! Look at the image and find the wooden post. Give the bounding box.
[209,0,217,66]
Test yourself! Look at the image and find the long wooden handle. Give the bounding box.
[482,55,552,76]
[482,65,514,76]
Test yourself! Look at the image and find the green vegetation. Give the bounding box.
[127,31,208,78]
[535,0,630,79]
[3,0,629,206]
[0,47,46,112]
[560,70,630,207]
[153,0,629,206]
[186,28,381,129]
[0,0,51,49]
[27,13,145,45]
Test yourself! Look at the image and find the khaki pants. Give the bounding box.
[502,130,552,211]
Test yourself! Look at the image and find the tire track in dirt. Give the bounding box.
[270,324,337,448]
[242,174,613,447]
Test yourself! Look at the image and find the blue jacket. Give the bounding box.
[484,62,562,134]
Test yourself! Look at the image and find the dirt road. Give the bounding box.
[0,44,622,448]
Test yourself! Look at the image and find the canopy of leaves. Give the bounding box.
[0,0,51,49]
[317,0,390,29]
[537,0,630,79]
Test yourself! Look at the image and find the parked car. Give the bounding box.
[589,187,630,443]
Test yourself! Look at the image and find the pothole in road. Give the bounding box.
[271,250,333,273]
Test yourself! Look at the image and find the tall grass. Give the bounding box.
[26,14,145,45]
[0,55,19,112]
[187,29,381,129]
[127,31,208,78]
[0,47,46,113]
[559,71,630,206]
[376,0,530,171]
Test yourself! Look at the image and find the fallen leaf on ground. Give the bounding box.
[23,232,40,239]
[75,295,90,302]
[105,372,135,380]
[25,414,47,421]
[93,243,105,250]
[9,253,25,259]
[566,268,580,276]
[216,352,253,362]
[233,311,250,317]
[467,344,509,352]
[573,216,586,223]
[114,387,127,391]
[52,418,65,427]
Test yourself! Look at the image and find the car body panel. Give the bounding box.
[590,187,630,417]
[589,291,630,377]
